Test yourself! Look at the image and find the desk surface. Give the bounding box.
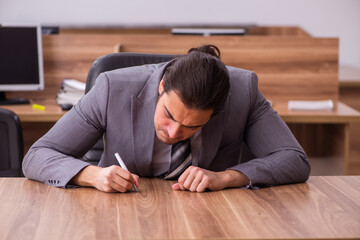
[0,176,359,239]
[2,99,360,123]
[274,101,360,123]
[1,99,66,122]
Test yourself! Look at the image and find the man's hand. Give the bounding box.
[70,165,139,193]
[172,167,250,192]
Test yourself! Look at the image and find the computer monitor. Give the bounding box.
[0,23,44,105]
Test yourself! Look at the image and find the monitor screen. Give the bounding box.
[0,23,44,93]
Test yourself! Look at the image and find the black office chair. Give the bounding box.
[0,108,24,177]
[83,53,179,163]
[85,52,180,93]
[82,52,254,164]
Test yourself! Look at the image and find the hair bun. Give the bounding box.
[187,45,221,59]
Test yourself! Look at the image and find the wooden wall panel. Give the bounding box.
[117,35,339,102]
[7,32,338,104]
[247,26,311,36]
[60,26,310,37]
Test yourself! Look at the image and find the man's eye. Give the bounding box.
[164,111,174,121]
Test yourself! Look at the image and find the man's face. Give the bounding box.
[154,80,213,145]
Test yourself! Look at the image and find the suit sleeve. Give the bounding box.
[228,73,311,187]
[22,73,110,188]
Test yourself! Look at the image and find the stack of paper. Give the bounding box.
[288,100,334,111]
[56,79,86,106]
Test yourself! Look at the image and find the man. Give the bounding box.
[23,45,310,193]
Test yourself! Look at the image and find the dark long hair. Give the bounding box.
[163,45,230,115]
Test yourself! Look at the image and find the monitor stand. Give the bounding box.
[0,92,30,105]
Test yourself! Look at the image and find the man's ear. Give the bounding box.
[158,78,164,95]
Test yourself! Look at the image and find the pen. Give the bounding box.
[114,153,139,192]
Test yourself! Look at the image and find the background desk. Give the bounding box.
[0,177,359,239]
[275,101,360,175]
[339,66,360,177]
[2,99,359,175]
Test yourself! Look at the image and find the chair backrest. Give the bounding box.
[82,52,179,163]
[0,108,24,176]
[85,52,180,93]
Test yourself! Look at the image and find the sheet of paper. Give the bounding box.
[288,100,334,111]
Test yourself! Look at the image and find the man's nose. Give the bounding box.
[167,122,182,139]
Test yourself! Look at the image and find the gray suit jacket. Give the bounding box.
[22,62,310,188]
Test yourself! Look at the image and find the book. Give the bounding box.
[288,100,334,111]
[56,79,86,106]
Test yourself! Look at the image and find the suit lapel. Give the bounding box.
[195,95,230,169]
[130,62,170,176]
[131,96,157,176]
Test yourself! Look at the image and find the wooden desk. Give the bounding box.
[0,177,359,239]
[2,99,65,122]
[5,100,359,124]
[273,101,360,175]
[0,99,66,155]
[339,65,360,175]
[274,101,360,123]
[2,100,360,175]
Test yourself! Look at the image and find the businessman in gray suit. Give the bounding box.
[23,45,310,193]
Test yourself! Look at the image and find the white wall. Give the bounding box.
[1,0,359,69]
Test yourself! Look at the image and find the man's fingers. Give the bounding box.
[177,168,191,190]
[100,166,139,192]
[172,183,181,191]
[190,174,203,192]
[174,167,220,193]
[112,173,136,192]
[182,171,196,190]
[132,174,140,187]
[177,168,190,183]
[196,176,210,192]
[176,166,200,192]
[110,180,129,193]
[116,167,136,183]
[114,166,140,188]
